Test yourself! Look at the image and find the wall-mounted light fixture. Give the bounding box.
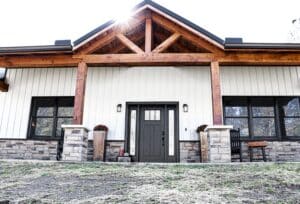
[183,104,188,112]
[117,104,122,112]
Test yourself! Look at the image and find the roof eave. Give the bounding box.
[0,45,73,56]
[225,43,300,52]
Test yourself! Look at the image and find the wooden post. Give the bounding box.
[145,17,152,53]
[73,61,88,124]
[210,61,223,125]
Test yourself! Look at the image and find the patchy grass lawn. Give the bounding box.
[0,161,299,203]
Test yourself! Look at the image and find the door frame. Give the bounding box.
[125,102,180,162]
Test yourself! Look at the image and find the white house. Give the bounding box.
[0,0,300,162]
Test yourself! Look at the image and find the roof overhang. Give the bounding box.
[0,40,73,56]
[73,0,225,51]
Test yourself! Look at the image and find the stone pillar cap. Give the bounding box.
[61,125,90,132]
[205,125,233,132]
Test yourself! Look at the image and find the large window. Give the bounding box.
[224,97,300,140]
[28,97,74,140]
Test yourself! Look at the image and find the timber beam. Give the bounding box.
[210,61,223,125]
[73,61,88,124]
[74,53,215,64]
[2,52,300,68]
[0,81,9,92]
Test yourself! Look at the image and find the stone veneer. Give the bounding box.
[179,141,200,162]
[205,126,232,163]
[0,140,58,160]
[232,141,300,162]
[87,141,125,162]
[62,125,89,161]
[105,141,125,162]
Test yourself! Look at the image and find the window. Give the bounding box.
[129,110,137,156]
[278,98,300,137]
[145,110,160,120]
[224,97,300,140]
[251,98,276,137]
[168,110,175,156]
[28,97,74,140]
[224,97,249,137]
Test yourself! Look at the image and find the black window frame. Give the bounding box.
[27,96,74,140]
[223,96,300,141]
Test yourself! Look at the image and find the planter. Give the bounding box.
[197,125,208,163]
[93,125,108,161]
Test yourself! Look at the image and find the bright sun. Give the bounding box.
[113,7,133,24]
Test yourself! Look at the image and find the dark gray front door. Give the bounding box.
[126,102,179,163]
[139,106,165,162]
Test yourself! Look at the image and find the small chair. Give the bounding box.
[247,141,267,162]
[230,129,243,162]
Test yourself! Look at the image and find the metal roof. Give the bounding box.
[0,40,72,55]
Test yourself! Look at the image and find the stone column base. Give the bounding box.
[62,125,89,162]
[205,125,232,163]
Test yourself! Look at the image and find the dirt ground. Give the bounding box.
[0,161,299,204]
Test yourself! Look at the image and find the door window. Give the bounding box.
[145,110,160,120]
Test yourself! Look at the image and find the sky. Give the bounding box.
[0,0,300,46]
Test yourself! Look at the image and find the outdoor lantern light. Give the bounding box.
[117,104,122,112]
[183,104,188,112]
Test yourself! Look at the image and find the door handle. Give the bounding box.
[162,131,165,146]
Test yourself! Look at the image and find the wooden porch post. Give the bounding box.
[73,61,88,124]
[210,61,223,125]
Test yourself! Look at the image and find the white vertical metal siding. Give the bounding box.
[221,66,300,95]
[84,67,213,140]
[0,68,77,139]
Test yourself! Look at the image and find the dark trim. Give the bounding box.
[0,45,73,55]
[73,0,224,47]
[225,43,300,50]
[125,101,180,162]
[27,96,74,140]
[105,140,125,143]
[179,140,200,143]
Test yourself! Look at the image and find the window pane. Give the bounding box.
[284,118,300,137]
[253,118,276,137]
[279,98,300,117]
[168,110,175,156]
[145,110,150,120]
[37,107,54,116]
[35,118,54,136]
[225,118,249,137]
[225,106,248,117]
[58,107,73,117]
[155,110,160,120]
[252,106,274,117]
[150,111,155,120]
[130,110,137,156]
[145,110,160,121]
[56,118,73,137]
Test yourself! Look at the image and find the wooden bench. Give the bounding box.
[247,141,268,162]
